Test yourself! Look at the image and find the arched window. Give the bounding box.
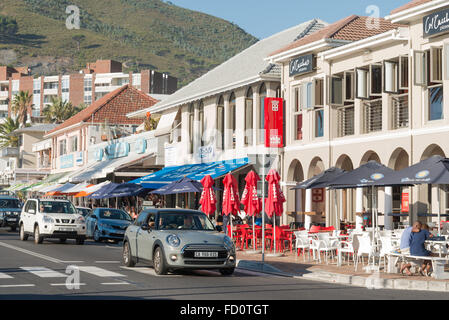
[229,92,236,148]
[216,96,224,150]
[245,87,253,146]
[188,103,194,154]
[198,100,204,147]
[259,83,267,143]
[275,85,281,98]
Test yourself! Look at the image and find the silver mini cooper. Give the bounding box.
[122,209,236,275]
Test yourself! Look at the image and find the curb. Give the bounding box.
[237,260,449,292]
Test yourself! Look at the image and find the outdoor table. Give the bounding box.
[425,240,449,257]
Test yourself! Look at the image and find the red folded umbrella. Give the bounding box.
[265,169,285,218]
[199,175,217,216]
[222,173,240,216]
[241,171,261,216]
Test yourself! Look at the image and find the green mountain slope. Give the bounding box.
[0,0,258,87]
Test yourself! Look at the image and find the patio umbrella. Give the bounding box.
[199,175,217,216]
[376,155,449,235]
[101,183,149,199]
[74,181,111,198]
[265,169,285,255]
[45,183,76,196]
[87,183,119,199]
[150,176,203,195]
[222,173,240,239]
[241,170,262,251]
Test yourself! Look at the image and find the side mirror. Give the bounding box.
[215,225,223,232]
[141,224,151,231]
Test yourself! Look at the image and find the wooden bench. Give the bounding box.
[386,252,449,279]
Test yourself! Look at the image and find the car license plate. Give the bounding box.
[7,218,16,222]
[194,252,218,258]
[60,228,74,232]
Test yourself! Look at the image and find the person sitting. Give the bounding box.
[400,221,433,276]
[179,216,195,230]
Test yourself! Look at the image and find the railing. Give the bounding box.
[391,94,409,130]
[337,105,355,137]
[363,99,382,133]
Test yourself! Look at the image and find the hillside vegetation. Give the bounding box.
[0,0,258,87]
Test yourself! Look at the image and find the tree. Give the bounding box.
[0,117,20,148]
[72,34,86,52]
[0,15,18,37]
[11,91,32,128]
[42,97,84,124]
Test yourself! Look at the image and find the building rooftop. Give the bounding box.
[390,0,433,15]
[13,124,58,134]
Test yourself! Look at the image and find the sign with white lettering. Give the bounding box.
[289,54,314,77]
[423,8,449,38]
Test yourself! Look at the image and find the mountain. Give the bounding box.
[0,0,258,87]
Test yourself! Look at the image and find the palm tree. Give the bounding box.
[42,97,84,124]
[11,91,32,128]
[0,117,20,148]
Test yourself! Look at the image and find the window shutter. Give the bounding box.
[330,76,343,106]
[369,64,382,96]
[414,50,428,86]
[384,61,399,94]
[399,55,409,89]
[445,43,449,81]
[430,47,443,83]
[344,71,354,101]
[356,68,369,99]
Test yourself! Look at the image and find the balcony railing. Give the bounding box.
[363,99,382,133]
[337,105,355,137]
[392,94,409,130]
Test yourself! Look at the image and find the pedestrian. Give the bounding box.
[130,206,138,220]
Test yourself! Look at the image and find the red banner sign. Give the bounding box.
[401,192,409,213]
[264,97,284,148]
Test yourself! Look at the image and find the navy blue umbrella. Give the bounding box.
[87,183,119,199]
[101,183,149,199]
[292,167,346,190]
[150,177,203,195]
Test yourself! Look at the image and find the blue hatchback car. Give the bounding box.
[0,195,22,231]
[85,208,133,243]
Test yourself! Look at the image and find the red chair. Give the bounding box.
[309,225,322,233]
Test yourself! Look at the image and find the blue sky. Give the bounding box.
[167,0,408,39]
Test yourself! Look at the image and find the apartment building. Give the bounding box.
[264,0,449,229]
[0,60,177,122]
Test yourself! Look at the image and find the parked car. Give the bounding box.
[76,207,92,218]
[19,199,86,244]
[0,195,22,231]
[86,208,133,243]
[122,209,236,276]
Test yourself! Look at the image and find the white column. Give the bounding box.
[384,187,393,230]
[305,189,312,230]
[356,188,364,230]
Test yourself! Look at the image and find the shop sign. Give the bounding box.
[264,98,284,148]
[198,143,215,163]
[423,8,449,38]
[75,152,83,166]
[105,142,130,160]
[401,192,409,213]
[60,154,74,169]
[289,54,314,77]
[135,138,147,154]
[164,143,177,167]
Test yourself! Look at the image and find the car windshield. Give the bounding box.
[40,201,77,214]
[77,208,91,217]
[158,212,215,231]
[0,199,20,209]
[98,209,132,221]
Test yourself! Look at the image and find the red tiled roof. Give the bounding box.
[390,0,433,15]
[269,15,404,57]
[46,85,159,136]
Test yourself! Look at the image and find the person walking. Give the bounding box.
[130,206,138,221]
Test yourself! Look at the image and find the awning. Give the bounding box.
[38,183,63,193]
[130,157,249,189]
[94,77,112,85]
[153,110,179,137]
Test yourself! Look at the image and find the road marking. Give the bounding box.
[101,282,130,285]
[78,266,126,278]
[120,266,181,277]
[0,242,62,264]
[21,267,67,278]
[50,283,86,287]
[0,284,35,288]
[0,273,13,279]
[95,261,120,264]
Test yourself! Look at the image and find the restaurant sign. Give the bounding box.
[104,142,130,160]
[264,97,284,148]
[289,54,314,77]
[60,154,74,169]
[423,8,449,38]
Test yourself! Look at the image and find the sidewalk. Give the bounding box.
[236,250,449,292]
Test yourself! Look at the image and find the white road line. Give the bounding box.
[120,266,181,277]
[0,273,13,279]
[78,266,126,278]
[101,282,130,285]
[21,267,67,278]
[50,283,86,287]
[95,261,120,264]
[0,284,35,288]
[0,242,62,264]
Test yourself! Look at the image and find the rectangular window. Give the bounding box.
[399,56,409,89]
[330,76,343,106]
[216,106,224,150]
[43,82,58,90]
[84,78,92,92]
[414,50,428,86]
[70,136,78,152]
[294,87,300,112]
[370,64,382,96]
[356,68,369,99]
[59,140,67,156]
[344,71,354,101]
[384,61,399,94]
[445,43,449,81]
[430,47,443,83]
[314,78,324,106]
[315,109,324,138]
[429,86,443,121]
[295,114,303,141]
[244,98,253,146]
[189,112,194,153]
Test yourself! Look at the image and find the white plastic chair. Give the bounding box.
[294,231,311,261]
[355,234,376,271]
[310,237,338,264]
[339,232,358,265]
[379,236,398,271]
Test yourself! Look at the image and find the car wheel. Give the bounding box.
[34,225,43,244]
[19,224,28,241]
[59,238,67,244]
[153,247,168,275]
[93,228,102,242]
[219,268,235,276]
[76,238,85,245]
[123,241,135,267]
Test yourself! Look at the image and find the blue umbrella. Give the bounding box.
[101,183,149,199]
[87,183,119,199]
[150,177,203,195]
[292,167,346,190]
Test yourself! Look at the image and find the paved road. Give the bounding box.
[0,228,449,301]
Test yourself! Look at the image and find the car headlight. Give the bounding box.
[43,216,55,224]
[76,216,85,224]
[224,236,235,250]
[166,234,181,247]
